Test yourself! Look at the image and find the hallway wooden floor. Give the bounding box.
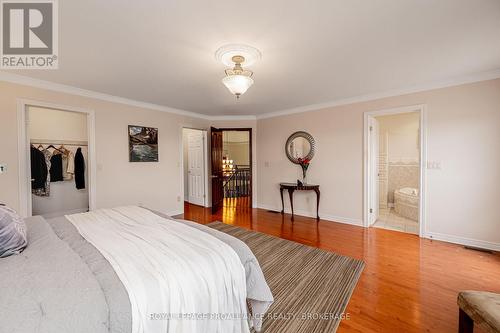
[177,199,500,333]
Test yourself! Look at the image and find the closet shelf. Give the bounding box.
[30,139,88,146]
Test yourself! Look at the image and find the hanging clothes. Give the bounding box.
[55,145,74,181]
[64,150,75,180]
[33,148,52,197]
[61,153,71,180]
[30,146,47,190]
[74,148,85,190]
[50,153,63,182]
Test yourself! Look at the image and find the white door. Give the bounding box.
[378,132,388,209]
[369,116,380,225]
[187,130,205,206]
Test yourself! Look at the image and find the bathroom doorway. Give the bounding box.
[364,105,427,236]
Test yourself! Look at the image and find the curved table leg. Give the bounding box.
[288,189,295,221]
[280,187,285,214]
[314,187,320,220]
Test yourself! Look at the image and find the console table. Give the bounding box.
[280,182,320,220]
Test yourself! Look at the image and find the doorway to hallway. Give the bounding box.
[211,128,252,214]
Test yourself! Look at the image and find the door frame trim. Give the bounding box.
[367,116,380,226]
[363,104,427,237]
[17,99,97,217]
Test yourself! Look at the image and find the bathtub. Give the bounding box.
[394,187,419,222]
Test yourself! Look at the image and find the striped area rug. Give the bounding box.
[208,222,365,333]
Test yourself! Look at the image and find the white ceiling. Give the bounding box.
[4,0,500,116]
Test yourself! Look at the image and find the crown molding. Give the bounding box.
[0,71,257,121]
[256,69,500,120]
[209,115,257,121]
[2,69,499,121]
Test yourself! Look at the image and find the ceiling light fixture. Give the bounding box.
[222,55,253,99]
[215,44,261,99]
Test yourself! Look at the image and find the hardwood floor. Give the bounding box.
[177,199,500,333]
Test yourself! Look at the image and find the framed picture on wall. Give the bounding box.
[128,125,159,162]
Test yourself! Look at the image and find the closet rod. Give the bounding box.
[30,139,88,146]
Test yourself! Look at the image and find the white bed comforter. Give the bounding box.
[66,206,250,333]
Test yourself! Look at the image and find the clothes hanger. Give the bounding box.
[58,144,69,154]
[46,144,65,154]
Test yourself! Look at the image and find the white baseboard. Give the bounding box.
[166,209,184,217]
[257,204,363,227]
[424,232,500,252]
[170,201,499,252]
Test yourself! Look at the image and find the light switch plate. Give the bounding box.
[427,161,441,170]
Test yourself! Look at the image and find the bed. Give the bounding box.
[0,206,273,333]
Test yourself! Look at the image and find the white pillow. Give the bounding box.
[0,205,27,257]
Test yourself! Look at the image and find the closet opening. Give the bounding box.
[17,101,96,218]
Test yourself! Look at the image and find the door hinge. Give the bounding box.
[370,208,373,213]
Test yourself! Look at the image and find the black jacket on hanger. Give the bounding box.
[74,148,85,190]
[50,154,63,182]
[30,146,47,190]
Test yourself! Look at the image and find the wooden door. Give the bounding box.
[211,127,223,213]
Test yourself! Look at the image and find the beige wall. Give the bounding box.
[257,79,500,248]
[0,81,209,216]
[29,107,88,142]
[223,131,250,166]
[377,112,420,163]
[224,142,250,166]
[1,78,498,249]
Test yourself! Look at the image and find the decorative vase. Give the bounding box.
[301,166,308,184]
